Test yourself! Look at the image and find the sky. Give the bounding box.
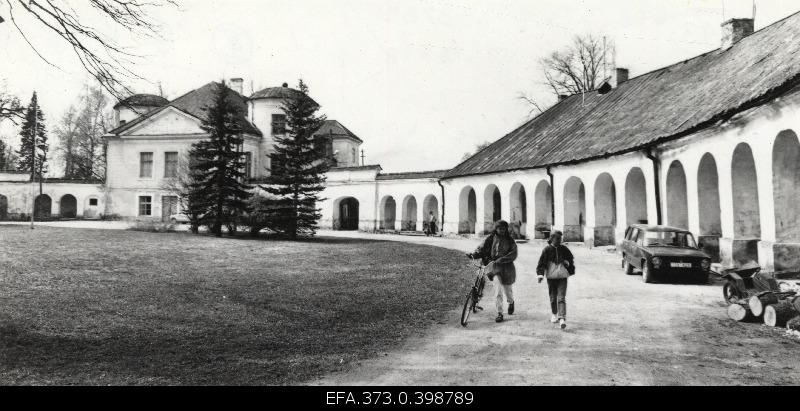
[2,0,799,174]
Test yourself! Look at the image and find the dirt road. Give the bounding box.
[312,231,800,386]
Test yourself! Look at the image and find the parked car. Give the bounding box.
[621,224,711,284]
[168,213,190,224]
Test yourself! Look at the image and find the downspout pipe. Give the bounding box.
[645,148,663,225]
[546,166,555,227]
[437,179,445,235]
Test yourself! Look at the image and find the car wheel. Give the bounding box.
[642,261,655,284]
[623,258,634,275]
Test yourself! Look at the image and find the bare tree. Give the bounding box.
[0,82,24,124]
[2,0,177,99]
[461,141,492,162]
[54,85,111,180]
[520,34,615,116]
[54,106,80,178]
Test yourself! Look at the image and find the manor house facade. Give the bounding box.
[1,15,799,274]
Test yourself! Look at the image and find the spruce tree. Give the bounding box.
[16,92,48,182]
[262,80,329,238]
[188,81,252,237]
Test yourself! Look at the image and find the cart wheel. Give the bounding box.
[723,281,740,303]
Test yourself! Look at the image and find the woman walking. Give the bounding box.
[467,220,517,323]
[535,230,575,330]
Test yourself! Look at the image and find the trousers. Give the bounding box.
[547,278,568,319]
[493,275,514,314]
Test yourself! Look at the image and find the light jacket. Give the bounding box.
[536,244,575,278]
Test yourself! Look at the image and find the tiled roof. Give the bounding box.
[108,82,262,136]
[250,85,319,106]
[112,94,168,109]
[329,165,382,172]
[445,11,800,178]
[314,120,363,143]
[376,170,450,180]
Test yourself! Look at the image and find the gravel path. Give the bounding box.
[310,231,800,386]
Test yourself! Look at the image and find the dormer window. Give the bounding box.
[120,120,127,125]
[271,114,287,135]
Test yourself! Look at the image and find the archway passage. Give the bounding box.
[336,197,359,231]
[401,195,418,231]
[593,173,617,246]
[773,130,800,243]
[697,153,722,262]
[666,161,689,229]
[60,194,77,219]
[732,143,761,239]
[534,180,553,239]
[563,177,585,242]
[380,196,397,230]
[625,168,648,226]
[34,194,51,219]
[0,194,7,220]
[483,185,501,234]
[422,195,439,234]
[459,187,477,234]
[509,183,527,239]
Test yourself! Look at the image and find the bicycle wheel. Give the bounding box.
[460,291,474,327]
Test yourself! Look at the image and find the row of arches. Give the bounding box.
[0,193,94,220]
[379,194,440,231]
[456,170,648,244]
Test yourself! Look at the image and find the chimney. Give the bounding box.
[615,68,629,86]
[721,18,754,50]
[558,94,568,102]
[230,78,244,95]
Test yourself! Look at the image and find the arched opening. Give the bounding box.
[509,183,527,239]
[401,195,418,231]
[34,194,52,219]
[697,153,722,262]
[625,168,648,226]
[59,194,77,219]
[422,195,439,234]
[379,196,397,231]
[773,130,800,243]
[333,197,359,231]
[483,184,501,234]
[666,161,689,229]
[534,180,552,239]
[0,194,7,220]
[732,143,761,239]
[563,177,585,242]
[593,173,617,246]
[459,186,477,234]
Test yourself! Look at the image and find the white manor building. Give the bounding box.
[1,15,800,274]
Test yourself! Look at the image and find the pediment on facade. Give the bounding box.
[119,106,204,137]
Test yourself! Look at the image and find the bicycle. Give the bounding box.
[460,256,489,327]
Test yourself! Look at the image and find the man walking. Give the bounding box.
[535,230,575,330]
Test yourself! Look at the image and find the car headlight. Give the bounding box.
[701,259,710,271]
[651,257,662,269]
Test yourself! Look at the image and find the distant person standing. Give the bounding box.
[535,230,575,330]
[427,211,438,236]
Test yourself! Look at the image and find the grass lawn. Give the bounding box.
[0,226,470,385]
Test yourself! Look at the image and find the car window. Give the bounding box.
[627,228,636,242]
[636,229,645,245]
[643,231,697,248]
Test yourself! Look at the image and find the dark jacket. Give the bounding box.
[473,233,517,285]
[536,244,575,277]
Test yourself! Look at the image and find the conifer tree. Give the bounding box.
[16,92,48,183]
[187,82,252,237]
[262,80,328,238]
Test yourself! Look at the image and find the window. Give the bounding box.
[352,148,357,164]
[271,114,287,135]
[643,231,698,248]
[120,119,127,125]
[139,152,153,178]
[243,152,252,179]
[138,196,152,216]
[89,198,98,206]
[164,152,178,178]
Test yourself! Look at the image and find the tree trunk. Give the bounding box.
[749,293,780,317]
[763,301,798,327]
[728,301,757,322]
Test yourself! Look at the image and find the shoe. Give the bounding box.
[559,319,567,330]
[550,315,558,323]
[495,313,504,323]
[508,302,515,315]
